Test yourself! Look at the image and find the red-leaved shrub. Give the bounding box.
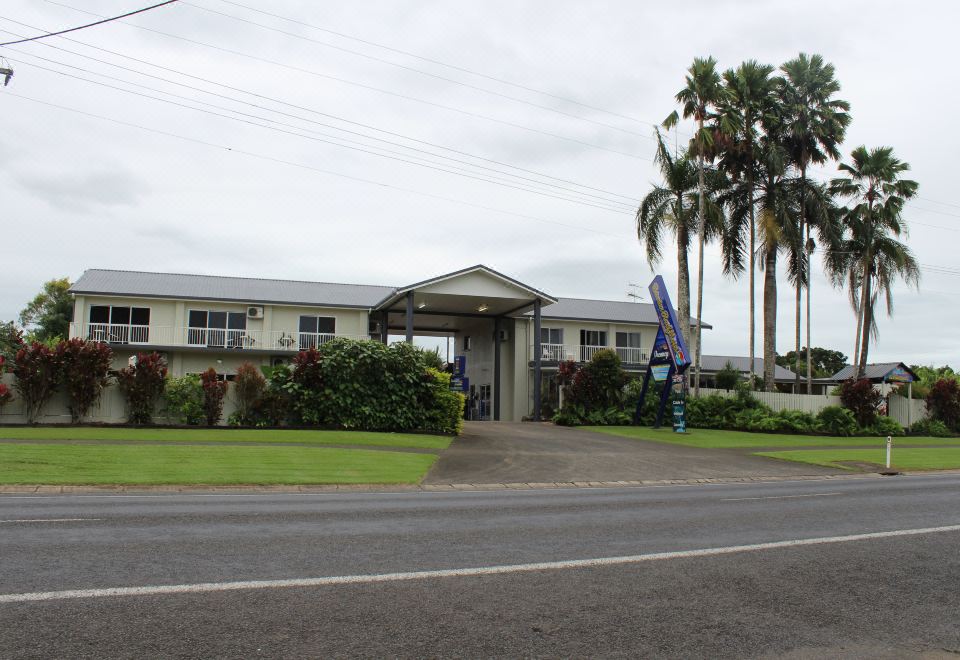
[839,378,883,428]
[13,342,62,423]
[57,339,113,423]
[200,368,227,427]
[925,378,960,431]
[117,353,168,424]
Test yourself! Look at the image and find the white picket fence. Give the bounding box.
[696,387,927,429]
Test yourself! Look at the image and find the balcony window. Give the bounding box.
[87,305,150,344]
[298,316,336,350]
[539,328,564,360]
[188,310,248,349]
[579,330,607,347]
[616,331,644,363]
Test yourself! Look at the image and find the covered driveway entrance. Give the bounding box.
[372,266,556,421]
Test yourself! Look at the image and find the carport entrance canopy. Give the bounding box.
[373,265,557,339]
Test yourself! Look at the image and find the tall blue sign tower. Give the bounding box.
[633,275,692,430]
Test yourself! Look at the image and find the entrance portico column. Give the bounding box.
[494,316,501,421]
[533,299,542,421]
[405,291,414,344]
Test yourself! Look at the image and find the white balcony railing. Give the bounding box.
[69,323,366,352]
[533,343,648,364]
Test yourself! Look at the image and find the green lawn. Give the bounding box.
[0,443,438,485]
[755,448,960,471]
[585,426,960,449]
[0,426,452,450]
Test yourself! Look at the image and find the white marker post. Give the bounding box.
[886,435,893,469]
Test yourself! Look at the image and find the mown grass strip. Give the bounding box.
[585,426,960,449]
[0,443,438,485]
[754,448,960,471]
[0,426,452,450]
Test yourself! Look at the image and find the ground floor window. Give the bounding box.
[87,305,150,344]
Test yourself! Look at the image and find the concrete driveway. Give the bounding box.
[424,422,840,484]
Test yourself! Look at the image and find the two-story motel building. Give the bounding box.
[68,265,707,422]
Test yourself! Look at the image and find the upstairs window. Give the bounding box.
[298,316,336,349]
[615,332,642,348]
[87,305,150,344]
[580,329,607,347]
[539,328,563,345]
[188,310,248,348]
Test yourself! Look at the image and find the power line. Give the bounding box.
[7,54,634,214]
[33,2,653,161]
[0,0,178,46]
[209,0,665,132]
[3,91,635,240]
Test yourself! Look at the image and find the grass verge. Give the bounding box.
[584,426,960,449]
[0,443,438,485]
[754,448,960,471]
[0,426,452,450]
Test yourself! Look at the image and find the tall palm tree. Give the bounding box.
[831,146,919,376]
[637,129,723,350]
[663,56,724,395]
[779,54,852,392]
[714,61,775,387]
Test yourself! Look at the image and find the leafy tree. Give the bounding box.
[664,56,726,395]
[925,379,960,431]
[776,347,847,378]
[19,278,73,343]
[831,146,919,377]
[0,321,24,365]
[778,53,851,393]
[164,375,204,425]
[57,339,113,423]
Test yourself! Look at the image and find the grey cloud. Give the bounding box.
[16,169,149,212]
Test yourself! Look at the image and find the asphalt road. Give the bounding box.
[2,475,959,658]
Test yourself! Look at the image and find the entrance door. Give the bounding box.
[478,384,491,421]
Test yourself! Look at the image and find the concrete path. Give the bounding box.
[424,422,841,484]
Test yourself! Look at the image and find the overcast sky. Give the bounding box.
[0,0,956,366]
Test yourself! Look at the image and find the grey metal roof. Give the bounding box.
[831,362,916,382]
[530,297,711,329]
[700,355,797,381]
[71,269,396,308]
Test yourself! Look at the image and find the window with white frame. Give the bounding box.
[88,305,150,344]
[616,331,643,362]
[188,310,248,348]
[580,329,607,347]
[298,315,336,350]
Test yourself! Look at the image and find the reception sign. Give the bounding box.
[648,275,691,372]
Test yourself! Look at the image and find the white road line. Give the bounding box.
[1,523,958,604]
[0,518,103,523]
[721,492,844,502]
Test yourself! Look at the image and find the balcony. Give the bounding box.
[70,323,368,352]
[534,343,648,365]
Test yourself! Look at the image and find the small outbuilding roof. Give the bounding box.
[699,355,797,382]
[530,297,711,329]
[831,362,917,383]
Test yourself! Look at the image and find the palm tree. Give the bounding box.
[714,61,775,387]
[831,146,919,376]
[637,129,723,350]
[663,56,724,395]
[779,54,852,392]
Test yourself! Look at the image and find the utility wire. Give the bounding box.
[0,0,178,46]
[30,4,652,161]
[0,15,644,205]
[2,91,635,240]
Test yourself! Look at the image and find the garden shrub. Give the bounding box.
[556,350,627,425]
[116,352,168,424]
[0,356,11,411]
[200,368,227,427]
[924,378,960,431]
[817,406,858,437]
[57,338,113,423]
[865,416,904,437]
[715,361,741,391]
[288,339,464,433]
[12,341,62,423]
[839,379,883,427]
[910,418,951,438]
[164,375,204,425]
[772,409,819,434]
[0,321,24,365]
[230,362,266,426]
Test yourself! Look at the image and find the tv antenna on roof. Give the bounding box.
[627,283,644,303]
[0,57,13,86]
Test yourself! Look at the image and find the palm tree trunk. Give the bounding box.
[794,281,802,391]
[795,169,806,391]
[857,271,873,376]
[694,151,706,397]
[676,217,691,351]
[763,244,778,392]
[805,228,813,393]
[748,172,756,388]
